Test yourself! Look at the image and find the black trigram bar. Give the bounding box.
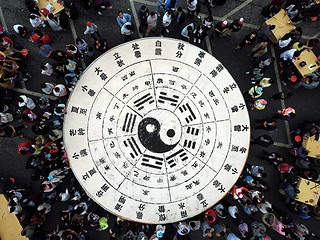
[179,103,196,123]
[158,92,179,106]
[122,113,137,133]
[186,127,199,136]
[123,137,142,158]
[141,154,163,170]
[166,149,188,168]
[133,93,154,111]
[183,140,196,149]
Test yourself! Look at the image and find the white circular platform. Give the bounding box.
[63,38,250,224]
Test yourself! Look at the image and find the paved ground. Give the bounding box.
[1,0,320,239]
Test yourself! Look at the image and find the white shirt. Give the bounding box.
[84,24,97,35]
[187,0,197,11]
[181,23,194,37]
[13,24,24,34]
[121,22,132,35]
[162,13,172,27]
[228,206,238,218]
[41,63,53,76]
[280,49,297,61]
[259,201,272,213]
[54,84,67,97]
[278,38,291,48]
[147,15,158,27]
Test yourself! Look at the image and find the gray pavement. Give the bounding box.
[1,0,320,239]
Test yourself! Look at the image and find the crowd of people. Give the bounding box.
[0,0,320,239]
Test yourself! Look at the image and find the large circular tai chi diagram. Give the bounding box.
[64,38,250,224]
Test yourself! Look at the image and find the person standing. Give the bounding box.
[214,20,229,38]
[175,7,186,29]
[83,21,100,40]
[187,0,197,19]
[47,13,63,31]
[161,10,173,37]
[223,17,244,37]
[145,12,158,37]
[117,11,132,27]
[121,22,133,42]
[138,5,149,34]
[181,23,194,42]
[235,31,257,51]
[156,0,166,17]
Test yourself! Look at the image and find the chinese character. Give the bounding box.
[78,128,85,135]
[101,184,109,192]
[100,73,108,81]
[138,204,145,211]
[136,211,143,219]
[79,149,88,157]
[231,145,239,152]
[181,170,188,176]
[118,196,126,204]
[155,48,162,55]
[79,108,87,115]
[223,87,229,94]
[82,172,89,181]
[88,168,96,176]
[134,51,141,58]
[198,51,206,58]
[113,53,121,60]
[180,210,188,218]
[95,67,103,75]
[117,59,125,67]
[159,214,166,221]
[114,203,123,212]
[185,183,193,190]
[69,129,76,136]
[170,175,176,181]
[197,193,204,201]
[132,43,140,50]
[96,112,102,119]
[176,51,183,58]
[218,185,226,193]
[178,202,185,209]
[172,66,179,72]
[178,43,184,50]
[212,180,221,187]
[232,168,238,174]
[231,105,238,113]
[96,190,103,197]
[71,106,79,113]
[224,164,231,171]
[239,147,247,153]
[216,64,224,72]
[158,205,165,213]
[194,58,202,66]
[210,70,218,78]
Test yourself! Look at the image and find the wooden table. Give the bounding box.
[263,9,296,43]
[302,135,320,158]
[0,195,28,240]
[37,0,64,20]
[293,49,320,77]
[296,177,320,207]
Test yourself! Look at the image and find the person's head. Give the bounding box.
[86,21,91,27]
[234,212,240,218]
[88,46,93,52]
[220,231,225,237]
[125,24,132,30]
[262,41,269,46]
[0,130,6,136]
[295,27,302,35]
[289,112,296,118]
[48,13,54,19]
[298,42,304,48]
[76,38,82,44]
[150,12,156,17]
[269,57,275,62]
[40,83,47,89]
[206,16,213,22]
[54,87,60,93]
[270,25,276,30]
[141,5,147,11]
[238,17,244,24]
[167,10,173,15]
[30,14,36,20]
[118,11,123,18]
[187,26,193,31]
[251,31,257,37]
[190,222,195,228]
[177,7,183,13]
[40,64,47,70]
[38,44,45,50]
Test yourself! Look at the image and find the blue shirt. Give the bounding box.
[117,13,132,27]
[40,45,53,57]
